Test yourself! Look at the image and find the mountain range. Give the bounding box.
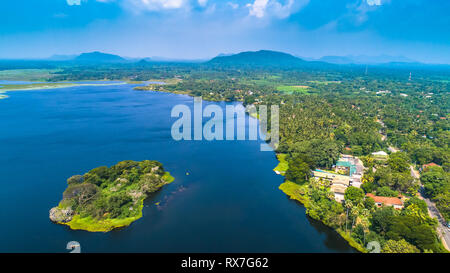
[73,51,126,63]
[207,50,309,67]
[36,50,445,67]
[311,55,417,65]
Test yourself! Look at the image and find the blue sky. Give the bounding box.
[1,0,449,63]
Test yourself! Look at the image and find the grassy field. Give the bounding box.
[0,82,77,91]
[273,153,288,175]
[162,171,175,183]
[148,78,181,84]
[308,80,341,85]
[276,85,310,93]
[63,201,145,232]
[0,69,61,81]
[240,75,281,86]
[278,181,310,206]
[0,81,127,93]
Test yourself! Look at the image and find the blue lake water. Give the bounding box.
[0,84,355,253]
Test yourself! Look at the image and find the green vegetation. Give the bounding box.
[0,69,61,81]
[0,81,126,92]
[420,166,450,221]
[3,50,447,251]
[370,206,446,253]
[361,152,418,196]
[279,177,446,253]
[50,160,174,232]
[279,179,368,253]
[382,239,420,253]
[276,85,309,94]
[0,82,78,91]
[276,150,447,253]
[273,154,288,175]
[285,156,311,184]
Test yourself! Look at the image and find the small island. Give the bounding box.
[49,160,174,232]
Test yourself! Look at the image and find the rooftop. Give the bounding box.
[336,160,357,176]
[366,193,403,206]
[423,162,440,168]
[372,151,388,156]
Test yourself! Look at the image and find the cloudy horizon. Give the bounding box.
[1,0,449,64]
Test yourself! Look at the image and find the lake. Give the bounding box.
[0,83,355,253]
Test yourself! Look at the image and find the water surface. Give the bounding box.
[0,84,355,253]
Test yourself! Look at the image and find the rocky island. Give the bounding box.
[50,160,174,232]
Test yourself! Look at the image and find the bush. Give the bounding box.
[286,157,311,184]
[382,239,420,253]
[376,186,399,197]
[344,186,365,204]
[67,175,84,185]
[403,197,428,214]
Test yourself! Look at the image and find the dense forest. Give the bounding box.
[50,160,174,232]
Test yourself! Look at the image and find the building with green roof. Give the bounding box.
[335,160,356,176]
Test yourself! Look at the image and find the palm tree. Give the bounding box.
[359,208,370,245]
[344,200,353,233]
[350,206,360,234]
[326,191,335,201]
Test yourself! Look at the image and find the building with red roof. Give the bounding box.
[366,193,404,209]
[421,163,440,172]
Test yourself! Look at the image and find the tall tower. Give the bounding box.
[408,72,412,81]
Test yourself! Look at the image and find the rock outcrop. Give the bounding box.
[49,207,74,223]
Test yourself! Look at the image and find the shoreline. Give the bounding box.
[4,79,371,248]
[0,81,128,99]
[274,155,367,253]
[135,82,366,252]
[53,171,175,233]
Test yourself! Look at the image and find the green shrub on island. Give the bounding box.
[50,160,174,232]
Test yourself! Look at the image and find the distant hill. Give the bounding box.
[47,54,78,61]
[207,50,311,67]
[145,56,206,63]
[74,51,126,63]
[317,56,355,65]
[317,55,416,65]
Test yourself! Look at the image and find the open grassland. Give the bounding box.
[276,85,310,93]
[0,82,77,91]
[273,153,288,175]
[308,80,341,85]
[0,69,61,81]
[63,201,144,232]
[0,81,127,92]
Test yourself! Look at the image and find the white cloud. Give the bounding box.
[246,0,269,18]
[270,0,296,18]
[366,0,381,6]
[247,0,306,19]
[125,0,188,11]
[197,0,207,7]
[66,0,81,5]
[227,2,239,10]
